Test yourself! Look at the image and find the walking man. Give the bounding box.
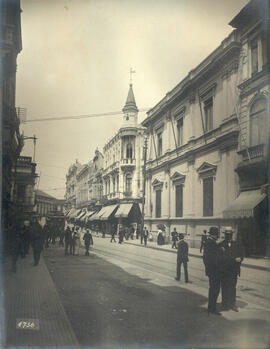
[110,225,117,243]
[30,219,44,266]
[203,227,222,315]
[175,233,189,282]
[143,226,149,246]
[171,227,178,249]
[200,230,207,253]
[219,227,244,312]
[64,226,72,255]
[83,229,93,256]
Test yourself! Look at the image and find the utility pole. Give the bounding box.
[141,136,148,230]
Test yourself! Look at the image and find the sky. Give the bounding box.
[16,0,249,199]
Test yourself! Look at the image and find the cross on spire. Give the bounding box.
[129,68,136,84]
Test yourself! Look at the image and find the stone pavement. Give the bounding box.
[2,252,79,348]
[122,237,270,272]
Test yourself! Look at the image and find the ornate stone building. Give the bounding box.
[1,0,24,226]
[65,160,82,210]
[142,0,269,255]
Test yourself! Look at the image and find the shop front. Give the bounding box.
[223,189,268,256]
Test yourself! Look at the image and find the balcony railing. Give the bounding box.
[239,144,267,161]
[123,191,132,197]
[120,158,136,167]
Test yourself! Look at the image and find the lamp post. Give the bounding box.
[141,136,148,231]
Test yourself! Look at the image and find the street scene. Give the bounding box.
[1,0,270,348]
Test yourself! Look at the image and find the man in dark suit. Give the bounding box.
[83,229,93,256]
[175,233,189,282]
[30,219,44,266]
[143,227,149,246]
[219,227,244,312]
[203,226,222,315]
[200,230,207,253]
[171,227,178,249]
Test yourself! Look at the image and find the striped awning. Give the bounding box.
[114,203,133,218]
[84,211,96,222]
[223,189,267,219]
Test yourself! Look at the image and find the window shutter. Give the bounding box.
[203,177,213,216]
[156,190,161,218]
[175,184,183,217]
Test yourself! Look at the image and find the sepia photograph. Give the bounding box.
[1,0,270,348]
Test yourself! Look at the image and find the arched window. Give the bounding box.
[126,143,133,159]
[250,98,268,146]
[125,174,132,193]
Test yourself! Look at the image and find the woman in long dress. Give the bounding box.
[73,228,80,255]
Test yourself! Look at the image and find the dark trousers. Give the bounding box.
[110,235,116,242]
[143,236,148,246]
[140,234,143,244]
[208,272,221,313]
[33,248,42,266]
[85,244,90,256]
[176,261,188,281]
[65,241,71,255]
[172,240,177,249]
[221,272,238,308]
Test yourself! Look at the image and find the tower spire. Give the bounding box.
[122,83,138,113]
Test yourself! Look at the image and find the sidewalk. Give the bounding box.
[2,253,79,348]
[123,238,270,272]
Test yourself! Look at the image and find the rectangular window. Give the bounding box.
[175,184,183,217]
[156,189,161,218]
[251,39,258,75]
[204,98,213,132]
[177,118,183,146]
[157,132,162,156]
[203,177,213,217]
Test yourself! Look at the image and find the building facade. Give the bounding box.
[142,0,269,255]
[88,149,104,206]
[1,0,23,227]
[12,156,38,221]
[76,164,89,209]
[224,0,270,256]
[102,84,145,204]
[65,160,82,210]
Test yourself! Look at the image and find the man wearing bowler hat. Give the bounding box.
[203,226,222,315]
[219,227,244,312]
[175,233,189,283]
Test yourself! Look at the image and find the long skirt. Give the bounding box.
[74,238,80,255]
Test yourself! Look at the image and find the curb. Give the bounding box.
[124,241,270,273]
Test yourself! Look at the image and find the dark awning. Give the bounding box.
[223,189,267,219]
[114,203,133,218]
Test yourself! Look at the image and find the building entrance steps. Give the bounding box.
[123,239,270,272]
[2,253,79,348]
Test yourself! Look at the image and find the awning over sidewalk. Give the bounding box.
[89,210,102,221]
[84,211,95,222]
[76,210,87,221]
[100,204,119,221]
[69,209,82,219]
[67,208,77,218]
[114,203,133,218]
[223,189,267,219]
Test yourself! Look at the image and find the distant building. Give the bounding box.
[35,190,65,217]
[35,189,56,217]
[76,164,89,209]
[65,160,82,210]
[142,0,269,255]
[88,149,104,206]
[97,84,144,232]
